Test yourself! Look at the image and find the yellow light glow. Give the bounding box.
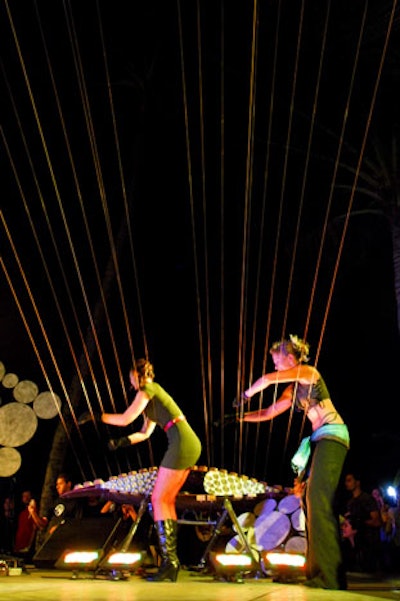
[215,553,253,567]
[64,551,99,564]
[265,552,306,567]
[106,552,142,565]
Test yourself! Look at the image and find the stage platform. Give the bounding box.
[0,568,399,601]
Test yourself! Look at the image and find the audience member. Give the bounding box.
[28,473,82,537]
[0,496,15,553]
[344,473,382,573]
[372,487,394,571]
[340,514,358,571]
[13,490,37,560]
[388,490,400,570]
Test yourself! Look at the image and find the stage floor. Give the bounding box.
[0,568,400,601]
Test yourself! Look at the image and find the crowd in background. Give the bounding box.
[0,474,107,563]
[0,473,149,567]
[339,472,400,575]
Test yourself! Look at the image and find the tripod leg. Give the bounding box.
[194,508,229,570]
[119,496,149,552]
[223,498,262,574]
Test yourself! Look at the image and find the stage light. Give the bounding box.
[214,553,253,567]
[64,550,100,564]
[209,552,258,583]
[262,550,306,583]
[55,548,103,573]
[265,551,306,567]
[55,548,143,580]
[386,485,397,501]
[103,551,142,567]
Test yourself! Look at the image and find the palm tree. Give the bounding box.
[35,216,129,550]
[335,104,400,331]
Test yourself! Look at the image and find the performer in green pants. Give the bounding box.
[240,334,350,589]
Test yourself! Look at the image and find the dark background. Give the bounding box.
[1,0,400,501]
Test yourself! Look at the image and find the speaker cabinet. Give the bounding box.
[33,516,124,568]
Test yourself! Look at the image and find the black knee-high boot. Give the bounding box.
[147,519,179,582]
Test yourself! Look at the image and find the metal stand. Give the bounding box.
[93,496,150,579]
[118,496,149,552]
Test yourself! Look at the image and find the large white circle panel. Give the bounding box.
[0,403,38,447]
[0,447,22,477]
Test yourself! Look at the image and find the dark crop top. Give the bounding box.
[293,376,330,411]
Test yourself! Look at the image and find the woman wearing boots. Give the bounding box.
[101,359,202,582]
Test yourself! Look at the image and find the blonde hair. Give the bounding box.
[270,334,310,363]
[131,359,155,388]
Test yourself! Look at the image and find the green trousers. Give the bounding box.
[303,438,348,589]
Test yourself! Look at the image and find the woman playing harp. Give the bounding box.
[241,335,349,590]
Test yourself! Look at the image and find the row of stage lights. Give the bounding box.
[57,547,306,583]
[56,549,143,580]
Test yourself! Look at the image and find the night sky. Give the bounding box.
[1,0,400,502]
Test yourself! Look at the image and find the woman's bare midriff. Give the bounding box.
[306,398,344,431]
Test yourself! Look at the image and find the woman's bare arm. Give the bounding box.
[243,384,294,422]
[244,364,317,398]
[101,390,150,427]
[126,416,156,444]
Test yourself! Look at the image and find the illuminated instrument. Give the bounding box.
[63,466,279,506]
[62,466,278,572]
[61,467,302,574]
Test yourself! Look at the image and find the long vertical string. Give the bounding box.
[261,0,305,479]
[195,0,214,465]
[279,0,331,470]
[295,4,370,451]
[62,0,130,410]
[236,0,259,474]
[219,0,226,468]
[95,0,148,366]
[252,0,283,477]
[313,0,398,370]
[177,0,211,465]
[32,0,127,417]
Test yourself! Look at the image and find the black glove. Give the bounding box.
[213,413,237,427]
[108,436,131,451]
[232,392,250,408]
[77,411,102,425]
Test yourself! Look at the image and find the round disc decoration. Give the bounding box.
[0,403,38,447]
[285,535,307,554]
[0,447,22,477]
[254,510,291,551]
[291,507,306,532]
[254,497,277,517]
[2,372,19,389]
[33,391,62,419]
[232,511,256,533]
[13,380,39,404]
[225,534,245,553]
[0,361,5,382]
[277,494,301,515]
